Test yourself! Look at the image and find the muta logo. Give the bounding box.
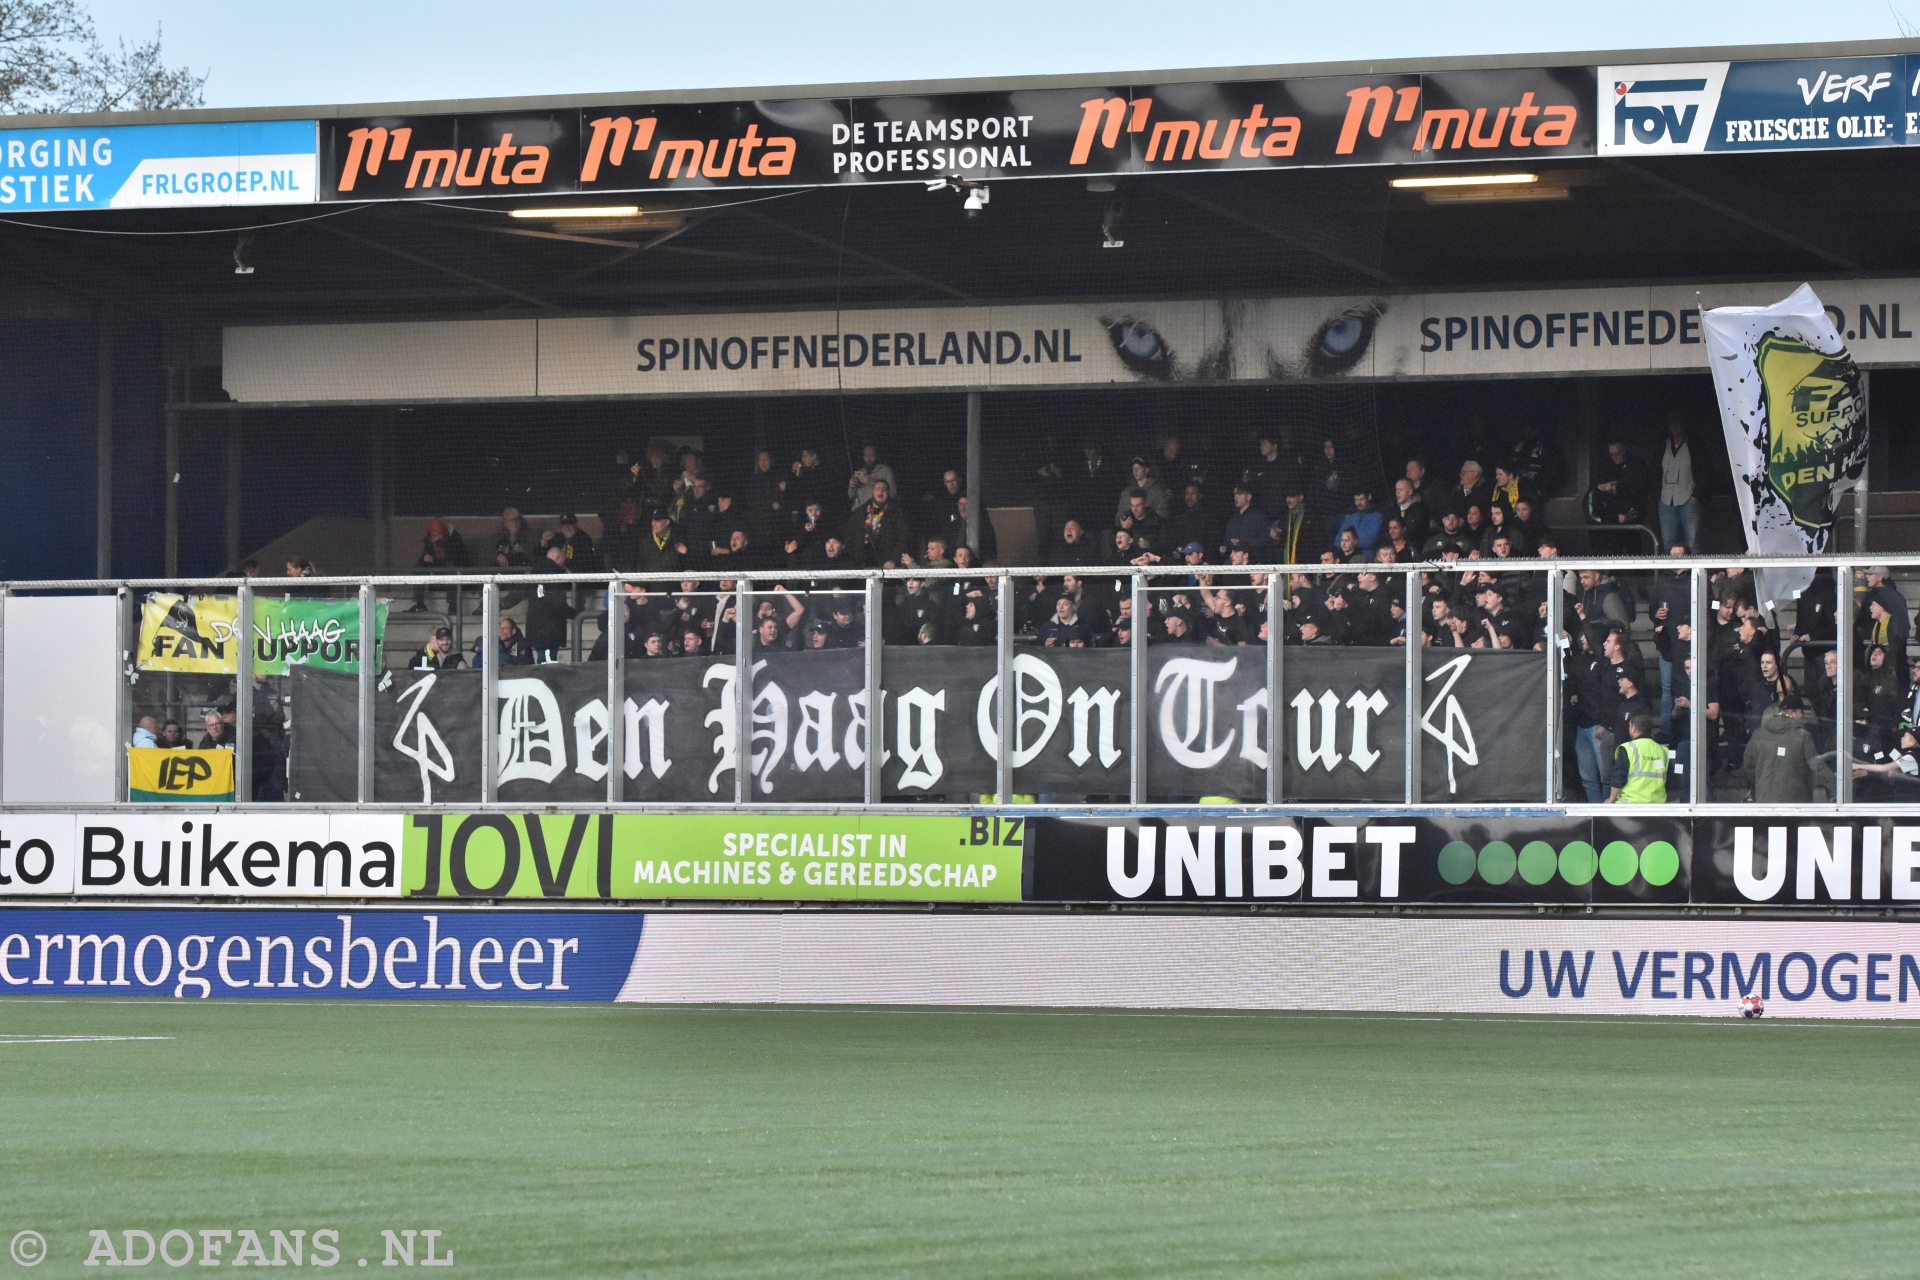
[1613,77,1707,146]
[581,116,797,182]
[337,125,550,192]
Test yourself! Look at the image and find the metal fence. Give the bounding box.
[4,552,1911,812]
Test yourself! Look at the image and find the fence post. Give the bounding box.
[1544,567,1561,803]
[1265,571,1282,805]
[1688,566,1709,805]
[606,579,624,805]
[1836,563,1854,805]
[1130,573,1147,805]
[995,573,1013,804]
[235,579,253,803]
[357,581,375,803]
[734,579,752,805]
[114,586,130,804]
[864,578,883,803]
[481,581,498,804]
[0,585,8,803]
[1403,567,1422,805]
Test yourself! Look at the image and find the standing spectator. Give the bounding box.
[1056,519,1096,566]
[1221,484,1269,556]
[787,447,834,516]
[1649,546,1692,731]
[846,443,897,511]
[1390,478,1429,547]
[845,479,912,568]
[1404,457,1445,513]
[1275,488,1314,565]
[1168,483,1218,556]
[1586,439,1653,553]
[1656,411,1700,552]
[197,710,234,751]
[741,450,784,550]
[956,497,995,563]
[1160,434,1207,494]
[1069,439,1115,530]
[524,546,579,663]
[543,514,598,572]
[634,509,685,575]
[1116,490,1171,557]
[1307,439,1347,550]
[1114,457,1171,523]
[1248,433,1290,517]
[676,477,723,563]
[1336,489,1384,554]
[1860,570,1911,664]
[1489,462,1540,513]
[1745,695,1830,801]
[1451,459,1494,517]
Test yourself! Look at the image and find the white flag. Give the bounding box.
[1702,284,1867,610]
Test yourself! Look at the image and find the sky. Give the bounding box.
[84,0,1920,110]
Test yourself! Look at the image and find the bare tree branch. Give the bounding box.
[0,2,204,114]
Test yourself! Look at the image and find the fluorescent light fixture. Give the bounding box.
[508,205,641,219]
[1389,173,1538,189]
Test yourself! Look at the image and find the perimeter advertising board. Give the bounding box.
[0,120,316,210]
[318,67,1595,200]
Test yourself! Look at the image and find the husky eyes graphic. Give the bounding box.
[1307,308,1377,377]
[1107,317,1172,378]
[1103,299,1383,381]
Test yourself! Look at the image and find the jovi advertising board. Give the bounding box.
[319,67,1592,200]
[0,120,316,210]
[0,908,638,1000]
[137,593,387,676]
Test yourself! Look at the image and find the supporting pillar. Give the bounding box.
[1404,569,1423,804]
[1129,574,1147,804]
[225,417,243,573]
[357,582,376,803]
[95,310,114,580]
[235,579,253,802]
[1265,572,1283,804]
[163,397,180,578]
[864,578,884,803]
[114,588,129,802]
[481,582,499,804]
[607,578,624,804]
[995,572,1013,804]
[1853,370,1871,554]
[1836,564,1854,804]
[734,579,752,805]
[965,392,983,556]
[1545,567,1562,803]
[1688,566,1709,805]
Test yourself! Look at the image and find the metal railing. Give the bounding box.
[4,551,1914,814]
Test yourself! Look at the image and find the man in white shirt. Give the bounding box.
[1658,411,1699,553]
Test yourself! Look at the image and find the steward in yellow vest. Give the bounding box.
[1609,713,1669,804]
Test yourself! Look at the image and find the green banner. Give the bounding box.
[252,597,388,675]
[403,813,1025,902]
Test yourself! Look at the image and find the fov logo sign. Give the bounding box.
[1598,63,1727,155]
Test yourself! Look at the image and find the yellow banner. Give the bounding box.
[136,594,242,673]
[128,747,235,802]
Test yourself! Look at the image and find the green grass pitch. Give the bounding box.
[0,999,1915,1277]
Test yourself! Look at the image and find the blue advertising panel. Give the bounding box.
[0,909,642,999]
[0,119,317,211]
[1599,55,1913,155]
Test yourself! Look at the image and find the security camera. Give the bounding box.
[963,186,989,215]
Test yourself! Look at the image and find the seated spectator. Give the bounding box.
[1489,462,1540,512]
[1336,528,1364,564]
[542,514,598,572]
[159,719,186,748]
[1336,489,1384,554]
[132,715,159,748]
[197,709,234,750]
[494,508,532,568]
[1451,459,1494,515]
[472,617,534,669]
[893,578,946,643]
[1483,503,1529,557]
[678,626,709,657]
[418,518,467,570]
[1038,595,1090,648]
[1056,518,1096,566]
[954,596,995,646]
[413,626,465,670]
[1381,519,1415,562]
[1422,509,1476,560]
[816,596,865,649]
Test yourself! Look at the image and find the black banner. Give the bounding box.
[1026,814,1695,905]
[292,646,1545,806]
[320,68,1595,200]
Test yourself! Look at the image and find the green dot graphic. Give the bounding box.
[1559,841,1598,886]
[1517,841,1559,886]
[1478,841,1517,886]
[1639,841,1680,887]
[1437,841,1476,885]
[1599,840,1639,886]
